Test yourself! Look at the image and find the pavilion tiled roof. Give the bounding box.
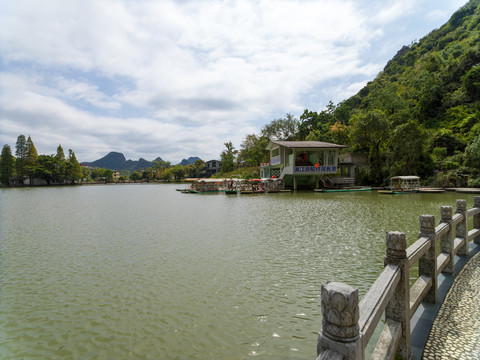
[269,141,347,149]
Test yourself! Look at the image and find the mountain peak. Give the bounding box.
[85,152,202,171]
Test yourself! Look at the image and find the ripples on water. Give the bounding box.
[0,185,474,359]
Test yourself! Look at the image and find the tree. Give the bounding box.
[0,144,15,185]
[350,110,390,184]
[55,144,66,161]
[185,159,206,178]
[65,149,83,183]
[159,169,172,182]
[81,166,91,182]
[104,169,114,182]
[54,145,66,182]
[298,104,338,141]
[261,114,299,141]
[24,136,39,184]
[388,120,433,177]
[220,142,237,173]
[33,155,58,185]
[237,134,269,167]
[329,122,350,146]
[129,171,141,181]
[15,134,27,176]
[24,136,38,165]
[465,135,480,170]
[171,164,186,181]
[462,65,480,100]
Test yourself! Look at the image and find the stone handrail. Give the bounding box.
[317,196,480,360]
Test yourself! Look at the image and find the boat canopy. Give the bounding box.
[390,176,420,181]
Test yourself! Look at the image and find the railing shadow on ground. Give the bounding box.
[317,196,480,360]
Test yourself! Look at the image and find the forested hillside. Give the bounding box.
[338,0,480,185]
[234,0,480,186]
[305,0,480,186]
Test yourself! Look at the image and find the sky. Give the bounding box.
[0,0,469,164]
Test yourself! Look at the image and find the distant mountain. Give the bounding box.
[180,157,201,166]
[85,152,164,172]
[85,152,202,171]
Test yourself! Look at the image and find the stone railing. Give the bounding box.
[317,196,480,360]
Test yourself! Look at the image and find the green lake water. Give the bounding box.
[0,184,476,359]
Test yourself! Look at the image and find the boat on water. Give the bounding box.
[180,179,225,193]
[379,176,420,194]
[226,178,288,194]
[178,177,290,195]
[418,188,445,193]
[314,187,372,193]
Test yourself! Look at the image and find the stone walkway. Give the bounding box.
[422,252,480,359]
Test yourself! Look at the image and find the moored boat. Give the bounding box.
[314,187,372,193]
[379,176,420,194]
[418,188,445,193]
[180,179,224,193]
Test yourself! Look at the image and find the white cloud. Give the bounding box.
[0,0,469,163]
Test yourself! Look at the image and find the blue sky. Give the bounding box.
[0,0,468,163]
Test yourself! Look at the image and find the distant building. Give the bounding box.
[205,160,221,177]
[112,170,120,181]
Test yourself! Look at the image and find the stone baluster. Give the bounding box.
[474,196,480,245]
[418,215,437,303]
[384,231,410,359]
[317,282,362,360]
[440,206,454,274]
[456,199,469,257]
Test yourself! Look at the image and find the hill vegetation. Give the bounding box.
[227,0,480,187]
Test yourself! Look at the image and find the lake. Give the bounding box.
[0,184,476,359]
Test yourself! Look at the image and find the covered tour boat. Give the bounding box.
[379,176,420,194]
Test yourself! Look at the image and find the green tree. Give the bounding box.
[33,155,58,185]
[104,169,114,182]
[389,120,433,177]
[25,136,38,165]
[462,65,480,100]
[220,141,237,173]
[237,134,269,167]
[159,169,172,182]
[15,134,27,176]
[185,159,205,178]
[261,114,299,141]
[65,149,83,183]
[465,135,480,170]
[171,164,186,181]
[0,144,15,185]
[54,145,66,182]
[350,110,390,184]
[81,166,91,181]
[298,104,339,142]
[129,171,141,181]
[24,136,39,184]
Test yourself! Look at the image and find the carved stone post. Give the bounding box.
[440,206,454,274]
[317,282,363,360]
[474,197,480,245]
[419,215,437,303]
[384,231,410,359]
[456,199,469,257]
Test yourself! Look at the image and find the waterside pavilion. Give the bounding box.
[259,141,348,190]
